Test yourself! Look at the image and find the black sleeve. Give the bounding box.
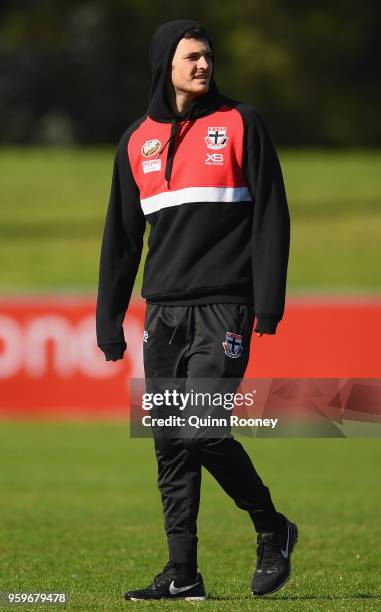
[237,104,290,334]
[96,128,146,361]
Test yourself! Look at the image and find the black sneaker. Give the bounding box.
[124,561,207,601]
[252,519,298,596]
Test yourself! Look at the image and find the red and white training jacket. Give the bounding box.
[96,98,290,359]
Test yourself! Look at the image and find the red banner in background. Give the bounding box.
[0,296,381,418]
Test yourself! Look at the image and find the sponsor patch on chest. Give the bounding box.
[142,159,161,173]
[141,139,161,157]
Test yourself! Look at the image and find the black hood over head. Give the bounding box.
[147,19,222,122]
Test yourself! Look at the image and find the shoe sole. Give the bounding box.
[252,522,299,597]
[127,596,207,601]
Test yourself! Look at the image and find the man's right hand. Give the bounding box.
[101,341,127,361]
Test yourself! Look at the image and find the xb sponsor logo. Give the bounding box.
[205,127,228,150]
[205,153,224,166]
[141,139,161,157]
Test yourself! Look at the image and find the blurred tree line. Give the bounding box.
[0,0,379,146]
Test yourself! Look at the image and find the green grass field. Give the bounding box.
[0,423,380,611]
[1,148,380,293]
[1,150,380,610]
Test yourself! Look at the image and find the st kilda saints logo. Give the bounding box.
[141,139,161,157]
[223,331,243,358]
[205,127,228,150]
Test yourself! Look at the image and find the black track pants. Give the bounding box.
[143,303,284,569]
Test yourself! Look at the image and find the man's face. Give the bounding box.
[171,37,213,98]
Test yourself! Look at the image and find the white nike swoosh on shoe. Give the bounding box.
[169,580,200,595]
[281,523,290,558]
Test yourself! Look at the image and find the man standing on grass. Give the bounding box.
[96,19,297,601]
